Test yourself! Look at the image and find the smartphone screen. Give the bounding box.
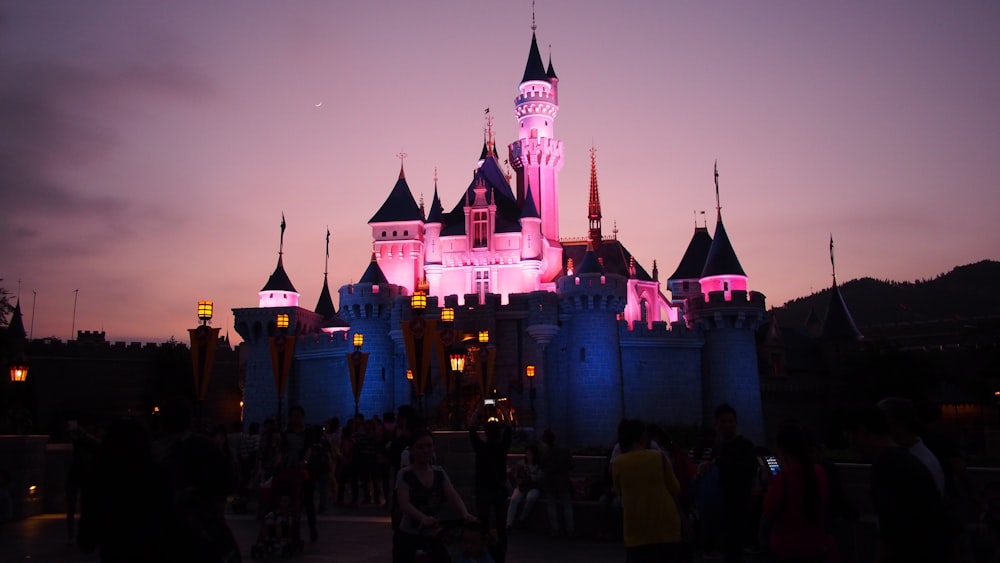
[765,455,780,475]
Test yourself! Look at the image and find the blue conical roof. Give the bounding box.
[426,187,444,223]
[521,33,549,83]
[520,185,539,219]
[821,281,863,341]
[359,255,389,285]
[369,167,423,223]
[701,212,746,277]
[315,276,336,320]
[262,255,298,292]
[577,249,604,275]
[670,226,713,280]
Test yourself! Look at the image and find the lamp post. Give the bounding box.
[477,330,495,401]
[525,365,536,414]
[188,300,220,431]
[346,333,369,417]
[8,362,30,433]
[449,353,465,429]
[269,312,295,427]
[403,292,434,419]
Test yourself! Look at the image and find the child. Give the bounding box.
[453,522,495,563]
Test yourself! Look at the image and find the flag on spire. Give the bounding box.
[326,228,331,259]
[714,160,720,212]
[830,234,836,281]
[280,213,287,254]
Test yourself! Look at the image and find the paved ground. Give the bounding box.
[0,506,643,563]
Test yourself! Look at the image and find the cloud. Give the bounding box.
[0,53,217,258]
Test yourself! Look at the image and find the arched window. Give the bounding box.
[640,298,648,323]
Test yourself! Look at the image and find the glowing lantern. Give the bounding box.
[478,330,490,344]
[197,300,213,323]
[406,369,414,381]
[9,365,28,383]
[441,307,455,323]
[276,313,290,330]
[450,354,466,372]
[353,332,365,350]
[526,365,535,378]
[411,292,427,311]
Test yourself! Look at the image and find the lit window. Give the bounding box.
[474,269,490,298]
[473,210,488,248]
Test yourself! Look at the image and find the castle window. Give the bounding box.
[393,230,398,237]
[473,210,488,248]
[640,298,648,323]
[474,268,490,298]
[724,281,730,291]
[579,347,586,362]
[382,231,386,237]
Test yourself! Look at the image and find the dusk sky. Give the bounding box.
[2,1,998,343]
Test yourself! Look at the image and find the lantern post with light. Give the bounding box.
[435,306,459,426]
[449,353,465,429]
[187,300,221,430]
[347,332,369,416]
[525,365,536,414]
[477,330,496,402]
[402,292,434,418]
[269,312,296,426]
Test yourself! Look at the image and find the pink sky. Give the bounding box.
[2,1,998,342]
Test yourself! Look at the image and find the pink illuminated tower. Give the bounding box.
[508,27,564,282]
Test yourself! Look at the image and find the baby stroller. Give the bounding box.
[250,464,305,559]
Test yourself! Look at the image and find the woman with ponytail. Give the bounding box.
[759,422,832,563]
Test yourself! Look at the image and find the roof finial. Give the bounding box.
[484,107,495,154]
[830,234,837,284]
[612,220,619,240]
[700,210,707,228]
[324,227,330,278]
[397,150,408,179]
[419,192,425,217]
[714,160,721,213]
[279,212,286,255]
[531,0,537,32]
[434,166,439,185]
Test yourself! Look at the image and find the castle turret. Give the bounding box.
[424,181,445,296]
[822,236,863,342]
[508,29,564,256]
[518,185,543,291]
[668,225,712,305]
[338,255,405,415]
[370,163,425,295]
[554,246,627,446]
[686,164,766,443]
[315,230,350,333]
[259,215,300,308]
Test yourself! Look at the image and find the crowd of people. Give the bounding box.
[52,396,996,563]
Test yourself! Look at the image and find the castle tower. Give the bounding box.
[667,224,713,307]
[424,180,445,296]
[687,164,766,443]
[587,146,603,248]
[370,162,425,294]
[519,186,543,290]
[508,29,564,250]
[554,247,627,446]
[338,255,404,415]
[259,215,300,307]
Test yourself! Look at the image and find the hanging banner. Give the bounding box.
[269,335,296,398]
[346,350,370,406]
[188,325,221,401]
[403,317,437,396]
[435,326,456,394]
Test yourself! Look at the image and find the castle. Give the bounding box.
[233,28,768,446]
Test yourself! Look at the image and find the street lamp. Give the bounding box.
[347,332,369,416]
[403,294,433,418]
[269,312,296,427]
[9,364,28,383]
[188,300,220,430]
[449,353,465,429]
[476,330,495,402]
[525,365,536,413]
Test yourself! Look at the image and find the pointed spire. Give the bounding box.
[8,300,26,340]
[701,162,746,277]
[521,31,548,83]
[427,185,445,223]
[520,182,540,219]
[370,163,423,223]
[546,45,558,79]
[670,223,713,281]
[588,145,602,247]
[485,107,495,156]
[652,260,659,282]
[359,252,390,285]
